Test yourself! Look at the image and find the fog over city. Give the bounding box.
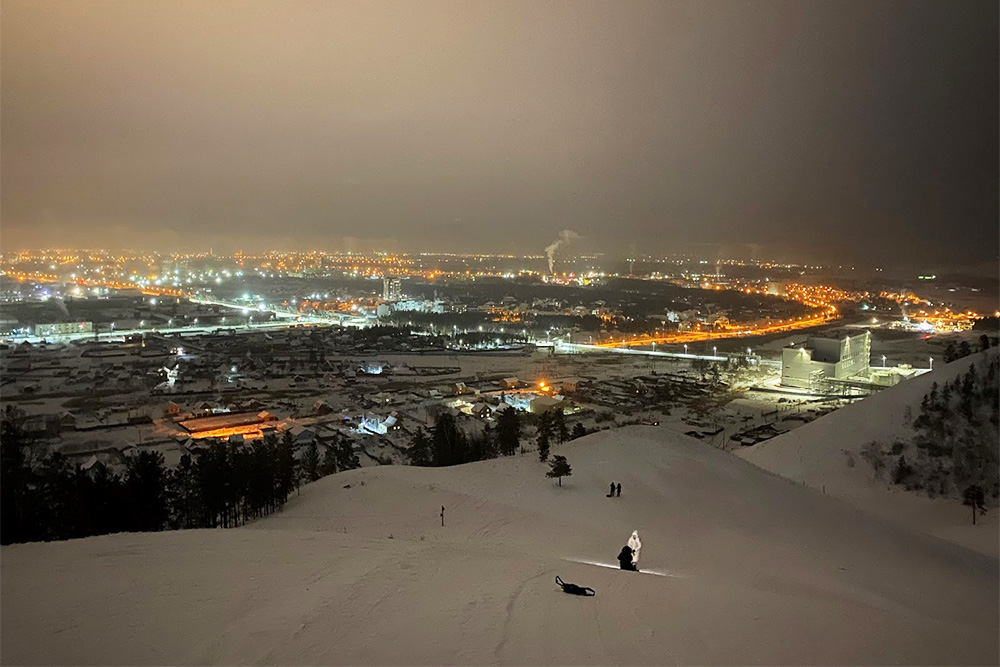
[2,1,997,268]
[1,3,998,667]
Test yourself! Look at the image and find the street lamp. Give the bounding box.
[882,354,887,367]
[929,357,933,370]
[713,346,717,357]
[683,344,688,355]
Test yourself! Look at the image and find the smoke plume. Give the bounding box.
[52,297,70,318]
[545,230,580,274]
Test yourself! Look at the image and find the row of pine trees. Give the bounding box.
[406,407,585,467]
[942,334,995,363]
[406,407,582,486]
[1,402,586,545]
[860,353,999,516]
[0,409,360,545]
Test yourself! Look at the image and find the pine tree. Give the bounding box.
[536,411,552,452]
[432,413,466,466]
[891,454,914,487]
[466,430,490,462]
[171,453,200,528]
[407,429,433,466]
[962,484,987,525]
[537,426,550,461]
[571,422,587,440]
[481,423,500,460]
[552,408,569,443]
[546,455,572,487]
[1,408,46,544]
[275,432,298,506]
[497,408,520,457]
[123,450,168,532]
[321,443,338,475]
[91,464,126,535]
[301,441,321,482]
[38,451,72,539]
[334,434,360,471]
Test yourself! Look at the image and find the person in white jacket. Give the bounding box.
[627,530,642,565]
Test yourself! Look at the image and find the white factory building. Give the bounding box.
[30,321,94,337]
[781,331,871,390]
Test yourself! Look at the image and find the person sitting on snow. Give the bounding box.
[618,545,638,571]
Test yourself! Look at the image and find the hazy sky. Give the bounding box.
[2,1,997,267]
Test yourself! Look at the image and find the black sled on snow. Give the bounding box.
[555,575,595,596]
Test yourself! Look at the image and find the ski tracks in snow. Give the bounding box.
[493,568,555,663]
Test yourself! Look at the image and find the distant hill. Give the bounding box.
[3,426,997,665]
[739,349,999,556]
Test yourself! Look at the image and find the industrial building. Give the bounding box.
[528,394,567,414]
[178,410,278,439]
[382,277,402,301]
[31,321,93,337]
[781,331,871,391]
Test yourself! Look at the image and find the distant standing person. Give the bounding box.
[628,530,641,565]
[608,482,616,498]
[616,483,621,497]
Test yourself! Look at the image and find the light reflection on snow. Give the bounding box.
[564,558,681,578]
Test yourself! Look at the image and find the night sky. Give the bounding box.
[2,1,997,268]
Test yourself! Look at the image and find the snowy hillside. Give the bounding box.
[739,349,999,556]
[3,426,997,665]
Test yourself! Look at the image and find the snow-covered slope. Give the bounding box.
[3,426,997,665]
[739,349,999,556]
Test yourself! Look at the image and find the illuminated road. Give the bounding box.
[2,320,327,345]
[592,309,838,349]
[556,341,782,367]
[2,272,373,331]
[2,271,188,298]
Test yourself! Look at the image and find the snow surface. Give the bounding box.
[740,349,1000,557]
[2,426,997,665]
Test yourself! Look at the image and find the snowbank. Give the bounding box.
[739,349,1000,556]
[2,426,997,665]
